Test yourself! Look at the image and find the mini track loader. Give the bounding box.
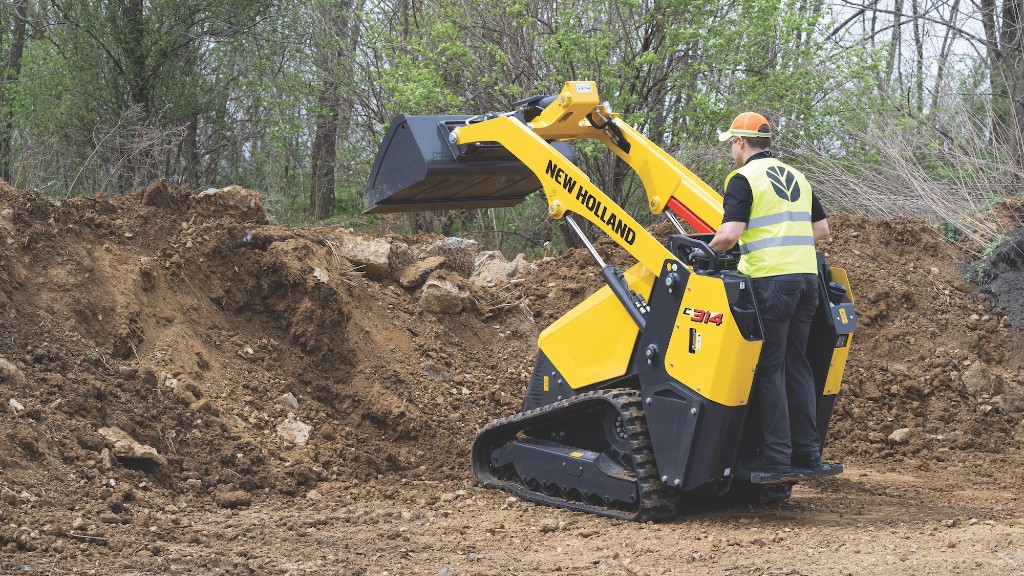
[365,82,856,520]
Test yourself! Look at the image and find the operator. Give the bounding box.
[705,112,830,474]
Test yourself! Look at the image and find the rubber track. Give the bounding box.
[472,389,680,521]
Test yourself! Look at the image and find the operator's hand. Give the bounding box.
[687,250,702,265]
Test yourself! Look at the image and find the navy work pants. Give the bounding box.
[750,273,820,465]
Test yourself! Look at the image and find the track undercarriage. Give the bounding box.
[472,389,680,521]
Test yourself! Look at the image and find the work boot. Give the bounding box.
[739,453,789,474]
[791,451,827,471]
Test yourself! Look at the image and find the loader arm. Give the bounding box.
[593,122,721,233]
[451,81,724,235]
[451,116,677,273]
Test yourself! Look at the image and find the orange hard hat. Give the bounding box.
[718,112,772,141]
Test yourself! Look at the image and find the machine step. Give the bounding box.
[741,462,844,485]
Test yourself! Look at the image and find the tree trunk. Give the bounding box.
[309,0,361,220]
[183,112,199,188]
[309,85,340,220]
[931,0,961,114]
[911,0,924,112]
[999,0,1024,172]
[116,0,149,187]
[982,0,1024,155]
[885,0,904,90]
[0,0,28,183]
[121,0,148,118]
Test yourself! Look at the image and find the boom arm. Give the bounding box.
[452,115,677,273]
[450,81,724,265]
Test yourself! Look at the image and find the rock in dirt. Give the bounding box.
[214,489,252,509]
[539,518,563,533]
[168,380,195,403]
[189,398,219,415]
[191,185,268,224]
[993,382,1024,414]
[0,357,27,386]
[276,416,313,445]
[9,398,25,413]
[99,512,125,524]
[961,362,1002,396]
[888,428,913,444]
[334,233,391,277]
[97,427,167,467]
[276,392,299,409]
[471,251,535,287]
[418,237,478,277]
[397,256,446,289]
[420,277,466,314]
[99,448,115,470]
[1,487,19,505]
[434,568,453,576]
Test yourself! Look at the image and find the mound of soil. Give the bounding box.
[0,180,537,553]
[817,215,1024,461]
[1,179,1023,561]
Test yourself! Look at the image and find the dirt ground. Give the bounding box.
[2,180,1024,575]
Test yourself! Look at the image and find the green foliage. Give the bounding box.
[937,221,960,243]
[965,234,1005,284]
[1,0,1018,259]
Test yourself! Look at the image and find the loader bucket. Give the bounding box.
[364,115,574,214]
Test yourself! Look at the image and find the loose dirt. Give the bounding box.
[1,180,1023,575]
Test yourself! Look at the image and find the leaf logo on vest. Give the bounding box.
[766,166,800,202]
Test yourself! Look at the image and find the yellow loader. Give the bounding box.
[365,82,855,520]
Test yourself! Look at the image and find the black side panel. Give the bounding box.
[364,115,575,214]
[522,351,576,412]
[806,253,855,449]
[634,260,750,491]
[815,393,838,446]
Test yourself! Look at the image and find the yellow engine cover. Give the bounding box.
[538,262,655,388]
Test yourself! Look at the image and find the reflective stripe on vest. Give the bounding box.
[747,211,812,230]
[739,235,815,254]
[727,157,818,277]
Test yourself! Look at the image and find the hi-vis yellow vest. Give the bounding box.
[726,157,817,278]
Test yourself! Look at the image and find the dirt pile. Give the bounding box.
[0,180,539,554]
[1,179,1023,561]
[815,214,1024,460]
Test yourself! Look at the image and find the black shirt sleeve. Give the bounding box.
[722,173,753,223]
[811,193,826,222]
